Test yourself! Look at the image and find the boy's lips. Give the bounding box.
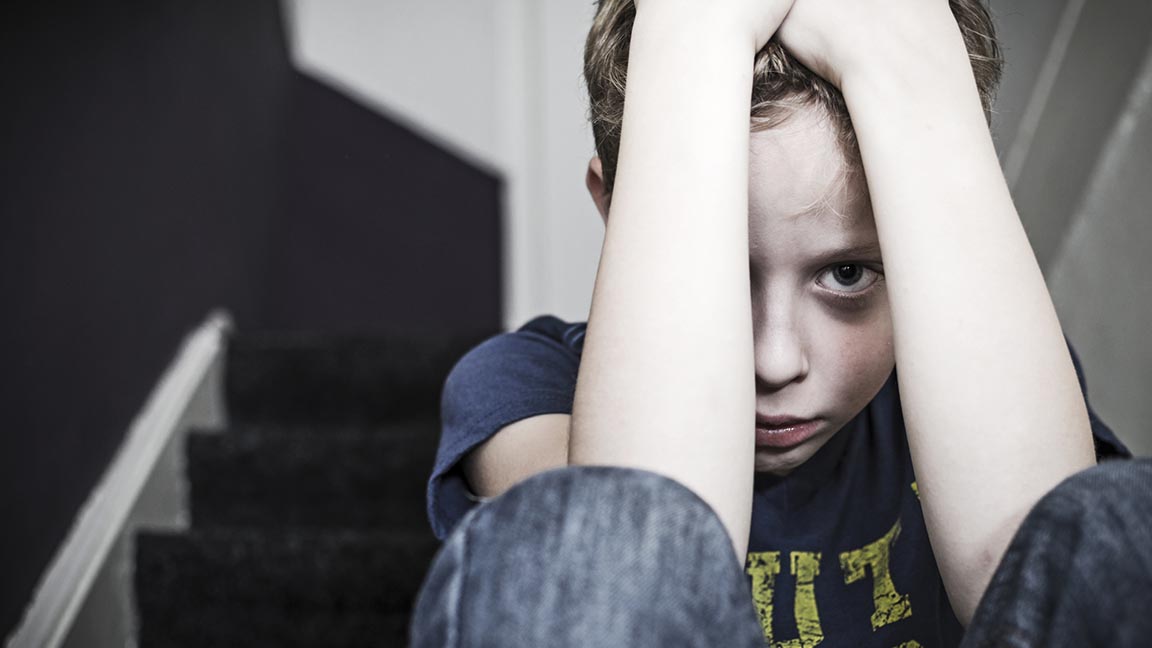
[756,413,815,427]
[755,417,822,449]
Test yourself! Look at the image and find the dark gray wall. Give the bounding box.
[0,1,501,638]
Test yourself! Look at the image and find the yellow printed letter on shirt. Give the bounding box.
[839,520,912,630]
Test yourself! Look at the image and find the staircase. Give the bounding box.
[132,329,492,647]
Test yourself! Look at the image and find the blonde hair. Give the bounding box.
[583,0,1004,199]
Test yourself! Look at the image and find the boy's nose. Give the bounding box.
[754,321,809,392]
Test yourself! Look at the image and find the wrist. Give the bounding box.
[837,9,974,108]
[840,38,983,126]
[632,3,759,60]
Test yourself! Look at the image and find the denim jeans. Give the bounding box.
[961,458,1152,647]
[410,460,1152,647]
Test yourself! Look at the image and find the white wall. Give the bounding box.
[991,0,1085,183]
[996,0,1152,454]
[1047,47,1152,456]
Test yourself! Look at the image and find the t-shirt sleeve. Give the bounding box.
[1066,336,1131,460]
[426,317,580,540]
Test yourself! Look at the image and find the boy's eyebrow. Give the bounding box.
[811,242,884,264]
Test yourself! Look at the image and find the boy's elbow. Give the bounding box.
[461,413,571,499]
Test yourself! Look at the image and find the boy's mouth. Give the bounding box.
[755,418,822,449]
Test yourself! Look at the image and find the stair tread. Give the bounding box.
[225,330,494,426]
[186,422,437,531]
[135,527,439,610]
[138,606,411,648]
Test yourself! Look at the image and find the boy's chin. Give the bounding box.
[753,432,834,475]
[753,450,808,476]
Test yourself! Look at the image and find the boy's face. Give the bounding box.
[586,106,896,476]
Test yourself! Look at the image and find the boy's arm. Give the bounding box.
[463,414,569,498]
[783,1,1097,623]
[567,3,788,561]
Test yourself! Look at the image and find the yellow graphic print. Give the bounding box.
[894,642,923,648]
[911,481,919,500]
[745,551,825,647]
[839,520,913,630]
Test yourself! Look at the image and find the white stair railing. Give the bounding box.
[6,309,233,648]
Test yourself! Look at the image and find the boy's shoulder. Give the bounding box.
[516,314,587,354]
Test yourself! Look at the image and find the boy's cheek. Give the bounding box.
[825,318,896,408]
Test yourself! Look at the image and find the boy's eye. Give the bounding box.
[817,263,881,294]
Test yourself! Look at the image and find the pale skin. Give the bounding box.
[463,0,1097,627]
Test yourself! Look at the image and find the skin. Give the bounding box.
[586,107,896,477]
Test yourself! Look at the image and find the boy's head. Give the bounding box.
[582,0,1003,475]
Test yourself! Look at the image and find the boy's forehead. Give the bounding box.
[748,112,868,225]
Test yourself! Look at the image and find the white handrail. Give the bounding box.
[6,309,233,648]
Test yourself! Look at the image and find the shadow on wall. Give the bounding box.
[0,0,502,638]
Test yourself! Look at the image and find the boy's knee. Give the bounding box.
[1019,458,1152,562]
[412,465,758,647]
[1037,458,1152,519]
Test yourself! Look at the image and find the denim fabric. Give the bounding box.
[961,458,1152,648]
[409,466,766,647]
[412,460,1152,647]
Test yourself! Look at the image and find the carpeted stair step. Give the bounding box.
[225,330,496,426]
[134,527,441,647]
[135,605,411,648]
[186,419,439,532]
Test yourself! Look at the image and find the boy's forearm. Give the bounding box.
[569,8,757,559]
[841,40,1096,622]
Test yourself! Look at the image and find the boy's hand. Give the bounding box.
[633,0,796,54]
[776,0,965,90]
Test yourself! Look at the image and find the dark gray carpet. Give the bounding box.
[134,328,494,647]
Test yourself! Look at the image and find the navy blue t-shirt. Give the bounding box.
[426,314,1131,646]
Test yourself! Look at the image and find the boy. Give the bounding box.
[422,0,1132,645]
